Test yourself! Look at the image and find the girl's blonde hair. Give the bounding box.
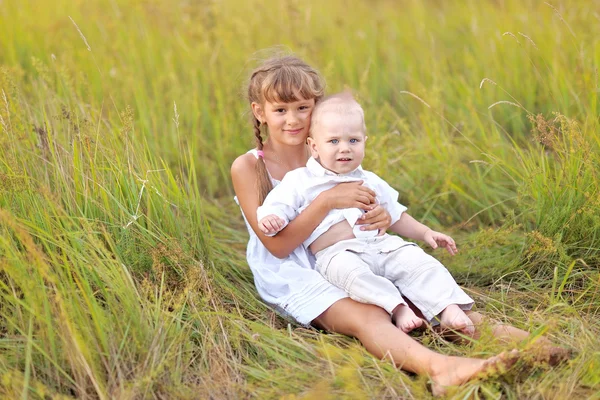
[247,55,325,204]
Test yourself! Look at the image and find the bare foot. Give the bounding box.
[429,349,520,396]
[392,304,423,333]
[529,342,573,366]
[439,304,475,337]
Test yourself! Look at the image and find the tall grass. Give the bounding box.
[0,0,599,398]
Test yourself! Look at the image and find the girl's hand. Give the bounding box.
[259,215,286,235]
[423,229,458,255]
[321,181,376,211]
[355,205,392,235]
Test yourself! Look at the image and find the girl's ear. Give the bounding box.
[306,137,319,159]
[251,102,264,123]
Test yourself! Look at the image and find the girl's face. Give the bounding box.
[252,97,315,147]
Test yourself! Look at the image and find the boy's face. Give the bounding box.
[307,111,366,174]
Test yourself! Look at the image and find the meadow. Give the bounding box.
[0,0,599,398]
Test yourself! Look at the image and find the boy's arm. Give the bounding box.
[390,213,458,255]
[366,171,457,255]
[389,212,430,241]
[256,172,303,236]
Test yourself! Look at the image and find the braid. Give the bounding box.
[253,117,273,205]
[246,54,325,205]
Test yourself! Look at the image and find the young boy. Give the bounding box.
[257,92,474,334]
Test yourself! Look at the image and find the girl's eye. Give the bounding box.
[330,139,339,144]
[275,109,285,113]
[299,105,310,110]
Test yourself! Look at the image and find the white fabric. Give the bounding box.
[315,235,474,322]
[257,157,407,248]
[234,149,348,326]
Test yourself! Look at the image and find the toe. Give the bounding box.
[429,381,446,397]
[549,348,572,366]
[462,324,475,337]
[453,319,467,330]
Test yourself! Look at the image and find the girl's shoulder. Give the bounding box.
[231,151,259,178]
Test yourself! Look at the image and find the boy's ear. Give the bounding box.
[306,137,319,159]
[251,102,264,123]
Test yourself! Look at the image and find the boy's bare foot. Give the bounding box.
[429,349,520,397]
[392,304,423,333]
[439,304,475,336]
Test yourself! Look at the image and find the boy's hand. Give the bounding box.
[423,229,458,255]
[356,205,392,236]
[259,215,286,235]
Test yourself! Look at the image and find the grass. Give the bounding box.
[1,0,599,398]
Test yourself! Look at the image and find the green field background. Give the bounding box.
[1,0,599,398]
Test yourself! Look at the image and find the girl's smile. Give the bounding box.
[252,97,315,146]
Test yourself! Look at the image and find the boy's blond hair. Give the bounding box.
[309,91,366,137]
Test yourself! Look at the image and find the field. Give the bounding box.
[1,0,599,398]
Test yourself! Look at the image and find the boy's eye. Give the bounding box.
[329,139,339,144]
[350,138,360,143]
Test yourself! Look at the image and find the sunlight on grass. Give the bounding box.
[0,0,599,397]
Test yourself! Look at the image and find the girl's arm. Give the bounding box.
[231,154,376,258]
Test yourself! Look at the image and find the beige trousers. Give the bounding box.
[314,235,474,322]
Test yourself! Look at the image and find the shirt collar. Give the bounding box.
[306,157,364,178]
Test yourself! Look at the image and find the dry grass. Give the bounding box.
[0,0,599,398]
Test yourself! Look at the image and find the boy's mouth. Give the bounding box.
[337,158,352,162]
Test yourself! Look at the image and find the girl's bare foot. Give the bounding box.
[429,349,520,396]
[439,304,475,336]
[529,342,573,366]
[392,304,423,333]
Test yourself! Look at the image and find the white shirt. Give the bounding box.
[257,157,407,248]
[235,149,349,326]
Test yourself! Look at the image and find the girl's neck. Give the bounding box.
[263,140,309,173]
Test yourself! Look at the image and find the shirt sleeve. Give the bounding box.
[256,171,304,236]
[363,171,407,225]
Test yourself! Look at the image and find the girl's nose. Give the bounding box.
[286,112,299,125]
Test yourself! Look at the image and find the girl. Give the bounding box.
[231,55,538,395]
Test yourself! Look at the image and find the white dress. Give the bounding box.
[234,149,348,326]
